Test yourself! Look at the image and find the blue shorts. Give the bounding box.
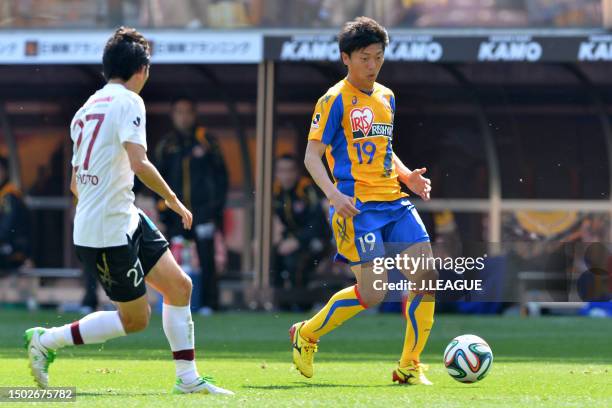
[329,198,430,265]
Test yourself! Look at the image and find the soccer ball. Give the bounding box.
[443,334,493,383]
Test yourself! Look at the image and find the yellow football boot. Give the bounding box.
[392,361,433,385]
[289,321,318,378]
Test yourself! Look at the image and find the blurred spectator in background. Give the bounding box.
[258,0,372,28]
[526,0,602,28]
[384,0,529,28]
[318,0,372,27]
[155,97,229,314]
[259,0,317,27]
[272,154,329,296]
[0,0,601,29]
[0,157,30,274]
[145,0,252,28]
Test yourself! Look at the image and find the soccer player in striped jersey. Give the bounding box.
[290,17,437,385]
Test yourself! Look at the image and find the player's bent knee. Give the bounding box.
[177,273,192,301]
[163,273,192,305]
[184,273,193,291]
[123,315,149,333]
[359,289,386,308]
[119,305,151,333]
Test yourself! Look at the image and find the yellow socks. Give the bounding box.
[299,285,435,366]
[399,292,435,366]
[300,285,367,341]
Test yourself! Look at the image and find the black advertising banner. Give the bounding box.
[266,35,338,62]
[264,34,612,63]
[2,32,612,64]
[576,35,612,61]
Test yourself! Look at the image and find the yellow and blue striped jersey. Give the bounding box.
[308,79,407,203]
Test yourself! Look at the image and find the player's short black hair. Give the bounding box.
[338,17,389,56]
[102,26,150,81]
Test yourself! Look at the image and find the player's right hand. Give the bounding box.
[165,196,193,230]
[329,190,360,218]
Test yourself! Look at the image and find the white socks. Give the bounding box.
[40,311,126,350]
[39,324,73,350]
[162,304,199,384]
[39,305,199,384]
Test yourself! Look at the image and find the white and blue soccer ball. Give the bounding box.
[444,334,493,383]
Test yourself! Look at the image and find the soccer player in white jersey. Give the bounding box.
[23,27,233,396]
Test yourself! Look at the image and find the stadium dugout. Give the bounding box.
[1,25,611,312]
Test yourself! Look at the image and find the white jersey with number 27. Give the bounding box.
[70,83,147,248]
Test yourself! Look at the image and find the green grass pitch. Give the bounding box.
[0,310,610,407]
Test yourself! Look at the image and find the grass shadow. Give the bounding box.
[244,382,397,390]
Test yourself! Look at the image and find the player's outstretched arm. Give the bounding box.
[124,141,193,230]
[304,140,359,218]
[393,153,432,201]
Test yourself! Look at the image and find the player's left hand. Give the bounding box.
[401,168,432,201]
[165,196,193,230]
